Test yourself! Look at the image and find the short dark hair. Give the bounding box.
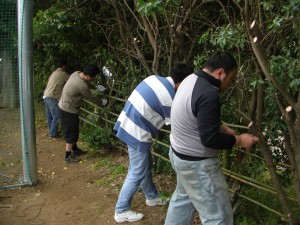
[203,52,237,74]
[56,58,67,68]
[171,63,194,84]
[83,64,101,77]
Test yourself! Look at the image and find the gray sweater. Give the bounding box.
[43,68,70,100]
[58,71,102,114]
[170,72,235,158]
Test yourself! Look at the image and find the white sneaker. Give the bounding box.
[114,210,144,223]
[146,197,170,206]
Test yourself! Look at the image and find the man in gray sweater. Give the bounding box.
[59,64,102,163]
[165,52,259,225]
[43,59,70,138]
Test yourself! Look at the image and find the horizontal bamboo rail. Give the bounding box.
[79,87,297,222]
[228,189,288,221]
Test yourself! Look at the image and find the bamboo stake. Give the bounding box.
[0,205,12,208]
[224,169,296,202]
[228,189,288,221]
[151,151,170,163]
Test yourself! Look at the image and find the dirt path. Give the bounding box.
[0,109,170,225]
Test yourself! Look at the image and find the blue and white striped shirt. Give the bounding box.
[114,75,175,148]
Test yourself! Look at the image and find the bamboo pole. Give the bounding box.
[224,169,296,202]
[228,189,288,221]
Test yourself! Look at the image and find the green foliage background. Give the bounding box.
[32,0,300,224]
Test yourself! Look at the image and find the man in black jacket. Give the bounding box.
[165,52,259,225]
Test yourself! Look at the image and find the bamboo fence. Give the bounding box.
[79,83,297,223]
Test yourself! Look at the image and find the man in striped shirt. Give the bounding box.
[113,63,194,223]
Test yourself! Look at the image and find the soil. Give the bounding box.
[0,107,178,225]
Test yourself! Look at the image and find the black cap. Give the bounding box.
[83,64,101,77]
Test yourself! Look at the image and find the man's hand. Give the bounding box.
[235,133,259,149]
[97,84,107,92]
[101,98,108,106]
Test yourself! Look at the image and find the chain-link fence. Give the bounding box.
[0,0,37,189]
[0,0,23,189]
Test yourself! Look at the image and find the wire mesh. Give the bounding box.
[0,0,24,188]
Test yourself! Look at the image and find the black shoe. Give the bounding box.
[64,154,81,163]
[72,148,87,156]
[50,134,62,138]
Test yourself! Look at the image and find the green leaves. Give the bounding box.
[198,24,246,49]
[268,16,283,30]
[270,55,300,92]
[136,0,178,15]
[136,0,162,15]
[81,126,113,150]
[250,79,265,89]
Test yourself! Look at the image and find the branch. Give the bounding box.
[243,3,296,222]
[275,96,298,156]
[132,38,152,75]
[249,20,296,108]
[123,0,143,29]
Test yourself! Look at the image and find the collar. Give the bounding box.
[76,71,84,79]
[166,76,175,89]
[195,70,220,89]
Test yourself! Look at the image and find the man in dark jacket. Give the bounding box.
[165,52,259,225]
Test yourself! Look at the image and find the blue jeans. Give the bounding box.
[165,148,233,225]
[115,145,158,213]
[44,97,60,137]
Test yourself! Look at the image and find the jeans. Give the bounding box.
[115,144,158,213]
[165,148,233,225]
[44,97,60,137]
